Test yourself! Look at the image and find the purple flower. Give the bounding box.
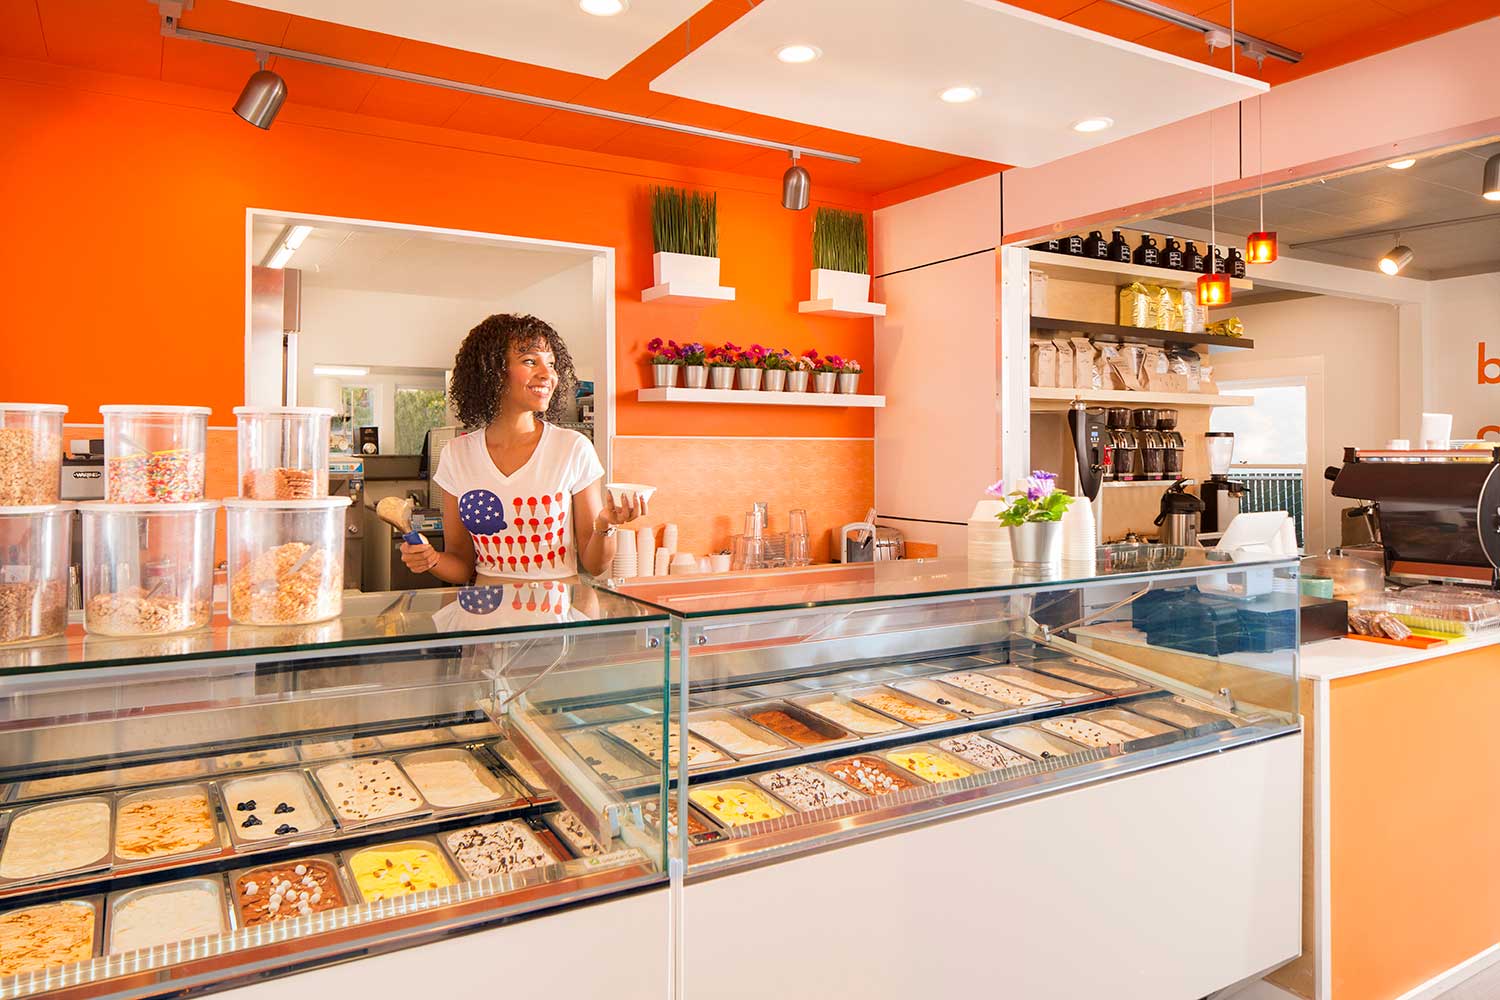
[1023,470,1059,501]
[647,337,663,353]
[984,480,1008,499]
[1030,469,1057,482]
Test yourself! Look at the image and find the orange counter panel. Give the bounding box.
[1329,645,1500,998]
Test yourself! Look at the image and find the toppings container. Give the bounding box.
[0,505,71,645]
[80,501,217,636]
[233,406,333,500]
[100,405,209,503]
[224,497,350,625]
[0,403,66,505]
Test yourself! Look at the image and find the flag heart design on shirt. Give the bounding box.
[458,488,570,574]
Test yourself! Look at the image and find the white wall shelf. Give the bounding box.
[1031,253,1253,292]
[1029,387,1252,411]
[640,282,736,304]
[798,299,887,317]
[637,387,885,407]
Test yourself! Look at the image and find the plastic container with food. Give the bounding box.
[1352,585,1500,636]
[0,403,66,505]
[80,501,217,636]
[1299,554,1384,604]
[233,406,333,500]
[0,505,72,645]
[225,497,350,625]
[101,405,210,503]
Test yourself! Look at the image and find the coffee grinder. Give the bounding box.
[1200,431,1246,536]
[1107,407,1140,482]
[1157,410,1184,480]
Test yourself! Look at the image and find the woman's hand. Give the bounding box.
[597,491,649,532]
[400,540,441,574]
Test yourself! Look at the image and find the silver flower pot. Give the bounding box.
[786,370,811,392]
[814,372,838,393]
[763,369,787,392]
[1008,521,1063,566]
[652,363,680,388]
[709,366,736,389]
[683,365,709,389]
[837,373,860,394]
[736,367,763,391]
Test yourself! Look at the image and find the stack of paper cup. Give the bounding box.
[967,499,1013,564]
[661,523,679,557]
[611,527,638,579]
[653,549,671,577]
[637,526,656,577]
[1420,412,1453,450]
[1061,496,1097,565]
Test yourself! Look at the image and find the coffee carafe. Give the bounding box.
[1155,479,1205,546]
[1200,431,1246,535]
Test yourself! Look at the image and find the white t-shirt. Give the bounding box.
[432,423,604,580]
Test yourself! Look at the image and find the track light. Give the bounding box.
[1484,153,1500,202]
[233,54,287,129]
[1378,244,1414,275]
[782,152,810,211]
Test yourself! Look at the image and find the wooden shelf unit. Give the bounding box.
[1030,317,1253,351]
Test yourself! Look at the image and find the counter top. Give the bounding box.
[1299,630,1500,682]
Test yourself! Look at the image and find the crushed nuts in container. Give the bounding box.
[234,407,333,500]
[0,505,72,645]
[101,405,209,503]
[0,403,66,505]
[80,501,217,636]
[225,497,350,625]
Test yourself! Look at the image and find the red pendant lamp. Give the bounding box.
[1246,95,1277,263]
[1197,96,1232,307]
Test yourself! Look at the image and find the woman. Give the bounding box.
[400,313,642,584]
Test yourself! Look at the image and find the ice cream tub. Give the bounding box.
[438,820,563,884]
[986,725,1088,762]
[932,671,1060,711]
[688,780,790,829]
[980,666,1101,703]
[489,739,552,797]
[344,837,459,903]
[734,701,855,749]
[541,808,610,858]
[376,727,455,750]
[0,896,104,977]
[111,783,223,869]
[105,876,232,956]
[1030,657,1152,695]
[880,745,982,785]
[1038,716,1130,750]
[821,755,929,798]
[1080,708,1180,742]
[229,854,354,928]
[562,729,655,784]
[605,719,727,770]
[211,747,300,772]
[687,709,794,761]
[786,693,911,737]
[753,766,868,814]
[217,770,336,851]
[0,796,115,889]
[847,685,961,728]
[311,758,431,831]
[639,797,725,846]
[888,678,1007,720]
[1129,696,1238,734]
[448,720,502,743]
[296,735,382,762]
[394,748,523,815]
[936,733,1032,772]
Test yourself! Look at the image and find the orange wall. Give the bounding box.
[0,56,874,440]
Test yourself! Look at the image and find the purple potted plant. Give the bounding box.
[647,338,682,388]
[987,470,1074,566]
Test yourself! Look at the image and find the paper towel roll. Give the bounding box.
[637,527,656,577]
[653,549,671,577]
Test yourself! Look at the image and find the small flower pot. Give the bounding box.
[709,366,735,390]
[811,268,872,305]
[814,372,838,393]
[763,369,787,392]
[654,251,721,288]
[837,373,861,394]
[1009,521,1063,567]
[786,371,811,393]
[736,368,764,391]
[683,365,709,389]
[652,364,680,388]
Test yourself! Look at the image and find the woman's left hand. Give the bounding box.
[598,491,648,530]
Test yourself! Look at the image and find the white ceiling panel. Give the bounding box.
[650,0,1267,167]
[243,0,713,78]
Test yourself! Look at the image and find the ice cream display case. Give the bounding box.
[0,583,673,1000]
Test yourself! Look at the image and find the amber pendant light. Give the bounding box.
[1197,93,1232,307]
[1246,95,1278,263]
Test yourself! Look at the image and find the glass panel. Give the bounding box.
[394,386,447,456]
[0,589,670,997]
[658,559,1299,875]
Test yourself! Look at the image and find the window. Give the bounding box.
[331,385,374,455]
[1210,383,1308,466]
[395,386,448,455]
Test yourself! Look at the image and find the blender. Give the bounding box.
[1200,431,1247,537]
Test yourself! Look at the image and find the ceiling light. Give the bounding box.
[782,152,810,211]
[313,365,370,378]
[284,225,313,250]
[267,244,295,270]
[233,55,286,130]
[940,86,981,104]
[775,44,821,64]
[1484,153,1500,201]
[1387,158,1416,170]
[1247,96,1276,266]
[1198,98,1230,307]
[1378,245,1414,275]
[579,0,627,15]
[1071,116,1114,133]
[1246,231,1278,264]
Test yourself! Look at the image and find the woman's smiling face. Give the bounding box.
[504,341,558,415]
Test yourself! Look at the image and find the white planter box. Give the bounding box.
[655,252,721,287]
[811,268,871,304]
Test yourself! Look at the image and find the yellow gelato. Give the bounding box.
[882,750,977,784]
[348,845,457,902]
[689,784,787,827]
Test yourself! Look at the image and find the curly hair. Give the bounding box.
[449,314,577,429]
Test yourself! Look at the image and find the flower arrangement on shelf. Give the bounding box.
[679,341,708,388]
[645,342,861,393]
[734,344,769,390]
[837,357,863,394]
[647,338,682,388]
[762,348,794,391]
[985,470,1074,566]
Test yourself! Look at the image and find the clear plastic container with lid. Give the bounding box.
[80,500,218,636]
[0,505,72,644]
[101,405,210,503]
[225,497,351,625]
[0,403,67,506]
[233,406,334,500]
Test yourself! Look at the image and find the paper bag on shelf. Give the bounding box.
[1165,351,1192,393]
[1030,340,1058,388]
[1200,362,1216,394]
[1182,349,1202,392]
[1029,270,1049,316]
[1095,344,1123,389]
[1070,337,1101,390]
[1142,346,1171,392]
[1181,294,1204,334]
[1156,286,1181,332]
[1054,339,1075,389]
[1118,282,1154,329]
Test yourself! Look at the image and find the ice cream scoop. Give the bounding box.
[375,496,425,545]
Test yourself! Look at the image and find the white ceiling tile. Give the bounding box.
[241,0,712,78]
[648,0,1266,167]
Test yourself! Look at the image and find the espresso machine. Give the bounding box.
[1199,431,1246,538]
[1107,407,1140,482]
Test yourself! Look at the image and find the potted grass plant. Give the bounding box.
[735,344,768,391]
[646,338,682,388]
[762,348,793,392]
[680,341,708,388]
[811,208,874,307]
[788,353,816,392]
[651,186,721,289]
[707,344,737,389]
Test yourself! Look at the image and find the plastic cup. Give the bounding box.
[80,500,218,636]
[101,405,210,503]
[0,505,72,644]
[234,406,333,500]
[224,497,351,625]
[0,403,67,506]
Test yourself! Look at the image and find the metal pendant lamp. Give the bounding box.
[234,54,287,129]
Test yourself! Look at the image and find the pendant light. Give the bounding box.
[1246,94,1277,263]
[233,53,287,130]
[781,151,810,211]
[1378,240,1414,275]
[1197,93,1231,307]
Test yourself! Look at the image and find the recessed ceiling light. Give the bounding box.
[939,86,981,104]
[579,0,627,16]
[775,44,821,64]
[1072,117,1114,133]
[1388,158,1416,170]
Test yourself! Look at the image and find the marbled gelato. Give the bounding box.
[314,759,424,823]
[0,799,111,879]
[0,902,95,975]
[852,690,959,727]
[940,672,1054,708]
[689,784,788,827]
[891,679,998,718]
[882,749,978,784]
[235,860,345,925]
[223,771,324,842]
[756,767,865,812]
[984,668,1096,701]
[348,844,456,902]
[443,821,557,880]
[797,697,905,735]
[297,736,381,761]
[1039,717,1127,749]
[821,757,920,797]
[937,734,1029,771]
[548,809,607,857]
[746,708,838,746]
[109,882,225,954]
[114,789,216,861]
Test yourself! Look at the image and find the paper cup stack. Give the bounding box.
[611,525,638,579]
[967,500,1013,564]
[1061,496,1097,566]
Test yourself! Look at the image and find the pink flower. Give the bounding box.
[647,337,663,353]
[984,480,1008,499]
